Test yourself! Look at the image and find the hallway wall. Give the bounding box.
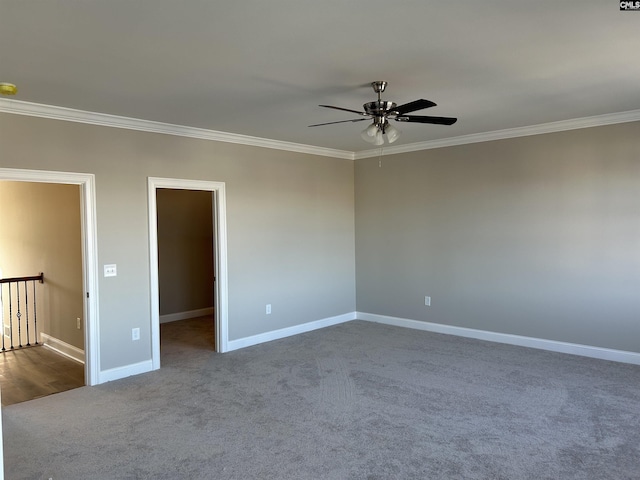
[0,181,84,349]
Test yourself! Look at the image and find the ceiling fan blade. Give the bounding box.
[396,115,457,125]
[308,118,369,127]
[392,99,437,115]
[319,105,368,116]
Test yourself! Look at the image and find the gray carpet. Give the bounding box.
[3,320,640,479]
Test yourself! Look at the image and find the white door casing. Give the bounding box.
[147,177,229,370]
[0,168,100,385]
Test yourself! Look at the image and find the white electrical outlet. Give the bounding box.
[132,327,140,341]
[104,264,117,277]
[77,317,81,330]
[266,304,272,315]
[424,296,431,306]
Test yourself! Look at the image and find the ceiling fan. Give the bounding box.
[309,81,457,145]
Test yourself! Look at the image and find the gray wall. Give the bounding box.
[355,121,640,353]
[3,109,637,375]
[0,112,356,371]
[157,188,214,316]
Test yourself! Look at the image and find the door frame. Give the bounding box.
[0,168,100,385]
[147,177,229,369]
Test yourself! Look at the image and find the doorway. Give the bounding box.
[156,188,215,356]
[148,177,229,371]
[0,168,99,387]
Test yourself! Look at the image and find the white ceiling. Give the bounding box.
[1,1,639,153]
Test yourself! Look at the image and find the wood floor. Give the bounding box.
[0,345,84,406]
[0,316,215,406]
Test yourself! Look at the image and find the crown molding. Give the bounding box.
[0,98,355,160]
[354,109,640,159]
[2,98,639,161]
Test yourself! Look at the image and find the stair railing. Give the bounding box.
[0,273,44,351]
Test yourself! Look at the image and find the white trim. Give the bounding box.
[3,98,640,161]
[40,333,85,364]
[0,98,353,160]
[160,307,214,324]
[357,312,640,366]
[98,360,153,384]
[354,109,640,159]
[227,312,356,351]
[148,177,230,371]
[0,168,100,385]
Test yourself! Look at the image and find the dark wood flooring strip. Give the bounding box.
[0,346,84,406]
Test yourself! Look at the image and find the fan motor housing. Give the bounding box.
[363,100,396,116]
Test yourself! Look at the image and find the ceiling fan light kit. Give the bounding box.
[360,119,401,145]
[310,81,457,145]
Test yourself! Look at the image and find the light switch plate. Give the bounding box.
[104,264,117,277]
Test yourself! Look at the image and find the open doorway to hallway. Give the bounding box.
[156,188,215,356]
[0,180,85,405]
[0,168,99,392]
